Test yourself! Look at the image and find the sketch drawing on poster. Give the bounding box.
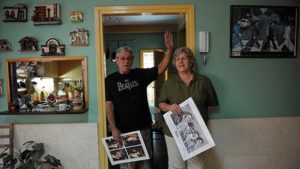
[163,97,215,161]
[230,5,297,58]
[102,131,150,165]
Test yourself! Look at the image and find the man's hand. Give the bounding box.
[164,31,174,50]
[111,128,122,143]
[158,31,173,75]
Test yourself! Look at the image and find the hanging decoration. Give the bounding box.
[70,29,89,46]
[0,39,12,51]
[18,36,39,51]
[70,11,83,23]
[3,3,27,22]
[32,3,62,25]
[41,38,65,56]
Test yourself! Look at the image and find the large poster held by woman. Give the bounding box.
[163,97,215,160]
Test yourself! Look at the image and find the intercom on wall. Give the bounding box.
[199,31,209,53]
[199,31,209,65]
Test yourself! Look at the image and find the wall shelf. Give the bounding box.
[0,108,88,115]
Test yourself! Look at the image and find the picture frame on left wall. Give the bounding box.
[3,4,27,22]
[32,3,62,25]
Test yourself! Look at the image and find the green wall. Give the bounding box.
[0,0,299,124]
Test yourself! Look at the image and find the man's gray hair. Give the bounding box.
[116,46,134,59]
[116,46,133,56]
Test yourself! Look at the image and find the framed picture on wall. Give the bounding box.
[3,4,27,22]
[230,5,298,58]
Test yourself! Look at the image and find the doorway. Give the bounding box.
[95,5,195,169]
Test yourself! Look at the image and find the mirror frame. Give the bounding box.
[4,56,88,114]
[95,5,195,169]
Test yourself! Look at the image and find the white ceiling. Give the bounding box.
[103,14,185,25]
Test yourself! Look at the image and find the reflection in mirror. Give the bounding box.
[5,56,88,114]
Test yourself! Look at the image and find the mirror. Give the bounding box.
[4,56,88,114]
[95,5,195,169]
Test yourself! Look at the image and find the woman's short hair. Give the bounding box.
[172,47,197,72]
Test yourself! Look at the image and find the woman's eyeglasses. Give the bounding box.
[175,56,188,61]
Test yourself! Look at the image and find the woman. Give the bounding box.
[157,47,218,169]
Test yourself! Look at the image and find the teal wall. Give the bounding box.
[0,0,299,124]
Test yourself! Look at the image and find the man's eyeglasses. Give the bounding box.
[118,57,133,62]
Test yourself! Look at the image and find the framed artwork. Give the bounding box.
[163,97,215,161]
[3,4,27,22]
[102,131,150,165]
[32,3,62,25]
[230,5,298,58]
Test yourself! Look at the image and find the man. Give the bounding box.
[105,31,173,169]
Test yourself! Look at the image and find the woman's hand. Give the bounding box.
[168,103,182,116]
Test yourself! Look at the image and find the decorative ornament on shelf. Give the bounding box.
[32,3,62,25]
[0,39,12,51]
[18,36,39,52]
[70,28,89,46]
[3,3,27,22]
[41,38,65,56]
[70,11,83,23]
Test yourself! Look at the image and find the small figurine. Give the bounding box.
[72,89,82,111]
[47,93,56,106]
[73,89,80,98]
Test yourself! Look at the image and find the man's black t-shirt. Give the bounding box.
[105,67,158,132]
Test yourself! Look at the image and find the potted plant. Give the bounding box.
[0,141,62,169]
